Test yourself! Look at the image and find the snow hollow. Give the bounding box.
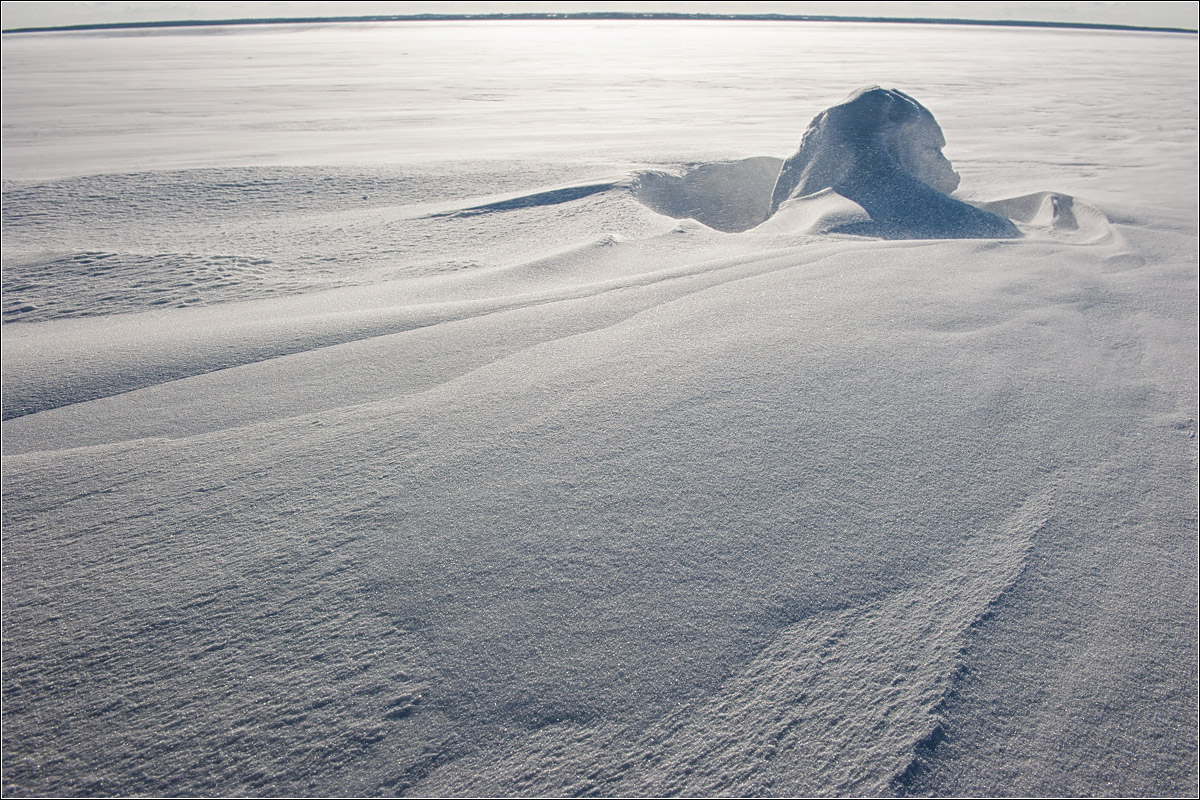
[2,19,1197,798]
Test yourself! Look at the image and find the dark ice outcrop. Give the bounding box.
[768,87,1020,239]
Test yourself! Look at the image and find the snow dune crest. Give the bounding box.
[975,191,1115,243]
[411,489,1047,797]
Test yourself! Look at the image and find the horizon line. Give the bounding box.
[4,12,1197,36]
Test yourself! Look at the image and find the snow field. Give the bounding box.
[2,19,1197,798]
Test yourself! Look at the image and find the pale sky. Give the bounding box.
[2,2,1197,31]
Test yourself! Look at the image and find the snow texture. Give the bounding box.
[1,20,1197,799]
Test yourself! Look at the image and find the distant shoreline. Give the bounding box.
[3,12,1196,36]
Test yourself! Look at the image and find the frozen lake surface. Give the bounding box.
[2,20,1197,797]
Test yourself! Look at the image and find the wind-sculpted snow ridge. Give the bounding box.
[631,87,1112,241]
[766,86,1019,239]
[410,87,1069,241]
[428,183,617,217]
[632,158,784,233]
[408,491,1046,797]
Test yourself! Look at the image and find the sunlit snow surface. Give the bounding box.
[2,21,1197,798]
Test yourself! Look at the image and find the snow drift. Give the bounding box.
[630,87,1088,239]
[767,86,1019,239]
[2,23,1196,800]
[632,157,783,233]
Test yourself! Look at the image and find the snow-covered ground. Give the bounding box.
[2,20,1197,797]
